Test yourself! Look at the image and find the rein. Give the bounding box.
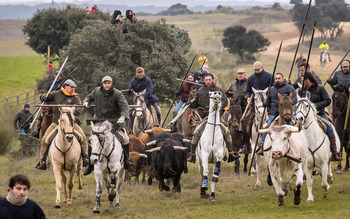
[308,135,326,168]
[91,131,116,174]
[54,138,74,171]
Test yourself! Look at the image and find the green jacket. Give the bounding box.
[46,90,83,124]
[83,86,129,126]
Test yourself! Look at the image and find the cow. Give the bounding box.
[258,125,307,206]
[138,127,171,145]
[126,135,148,184]
[146,138,188,192]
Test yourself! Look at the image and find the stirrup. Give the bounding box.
[256,145,264,156]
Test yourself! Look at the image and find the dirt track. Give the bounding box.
[262,22,350,76]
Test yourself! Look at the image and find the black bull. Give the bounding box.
[146,139,188,192]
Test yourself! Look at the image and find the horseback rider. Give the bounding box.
[187,73,239,163]
[82,76,131,175]
[287,63,322,90]
[299,71,342,161]
[198,53,208,68]
[226,68,248,112]
[195,69,208,91]
[128,67,161,131]
[256,73,297,155]
[319,40,331,61]
[173,73,197,116]
[327,60,350,92]
[36,79,89,170]
[246,61,273,102]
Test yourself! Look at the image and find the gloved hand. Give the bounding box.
[117,116,125,124]
[40,95,47,102]
[83,102,89,107]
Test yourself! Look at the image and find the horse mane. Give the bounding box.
[298,98,318,118]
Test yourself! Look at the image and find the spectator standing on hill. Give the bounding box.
[46,61,53,77]
[90,5,97,13]
[0,174,46,219]
[14,103,33,134]
[111,10,122,25]
[84,6,89,16]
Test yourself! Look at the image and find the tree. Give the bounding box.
[272,2,283,10]
[222,26,270,63]
[158,3,193,16]
[291,4,322,40]
[167,23,192,53]
[23,5,109,57]
[40,20,188,101]
[290,0,303,5]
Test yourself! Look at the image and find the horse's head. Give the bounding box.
[209,91,222,111]
[295,93,316,125]
[132,89,146,119]
[229,99,242,130]
[258,125,300,159]
[278,92,293,125]
[89,121,113,164]
[253,88,268,121]
[331,84,348,119]
[58,107,76,142]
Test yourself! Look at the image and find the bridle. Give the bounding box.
[295,99,313,129]
[254,92,266,123]
[90,130,116,173]
[61,111,75,136]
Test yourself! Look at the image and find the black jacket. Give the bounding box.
[328,69,350,89]
[0,198,46,219]
[246,69,273,99]
[13,109,33,130]
[189,83,228,118]
[298,83,330,115]
[292,71,322,89]
[268,80,297,116]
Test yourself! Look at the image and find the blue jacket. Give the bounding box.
[46,78,64,91]
[246,69,273,98]
[129,76,159,105]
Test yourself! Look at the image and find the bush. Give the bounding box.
[0,106,19,155]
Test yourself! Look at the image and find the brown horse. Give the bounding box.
[277,92,294,125]
[47,107,83,208]
[331,84,350,172]
[227,99,244,175]
[39,106,53,145]
[239,103,254,173]
[175,88,196,137]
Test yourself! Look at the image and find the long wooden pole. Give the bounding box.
[248,41,283,176]
[29,56,69,129]
[175,78,203,87]
[161,54,198,127]
[301,19,317,95]
[288,0,313,80]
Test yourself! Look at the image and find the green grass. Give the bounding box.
[1,154,350,218]
[0,56,46,101]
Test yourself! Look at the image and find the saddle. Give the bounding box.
[195,118,229,137]
[316,116,330,134]
[148,105,159,127]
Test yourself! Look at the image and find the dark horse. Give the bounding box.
[278,92,294,125]
[39,106,53,145]
[331,84,350,172]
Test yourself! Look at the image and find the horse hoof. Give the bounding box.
[53,205,61,208]
[164,186,170,191]
[278,201,285,206]
[200,194,209,199]
[210,196,216,203]
[93,209,100,214]
[306,199,314,203]
[336,170,343,174]
[294,199,301,205]
[343,167,349,172]
[115,203,120,208]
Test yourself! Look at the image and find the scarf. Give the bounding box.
[6,191,27,206]
[61,87,77,96]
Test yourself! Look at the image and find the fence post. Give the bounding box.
[17,96,19,108]
[26,91,29,104]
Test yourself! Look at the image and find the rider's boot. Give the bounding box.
[227,141,240,163]
[83,144,94,176]
[36,142,50,170]
[122,143,132,170]
[330,139,342,161]
[187,143,197,163]
[80,141,89,167]
[256,143,264,156]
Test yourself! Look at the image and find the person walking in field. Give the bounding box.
[198,53,208,68]
[14,103,33,134]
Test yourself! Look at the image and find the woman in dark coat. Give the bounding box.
[173,74,196,115]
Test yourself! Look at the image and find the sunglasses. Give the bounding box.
[137,71,144,73]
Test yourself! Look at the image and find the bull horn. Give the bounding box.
[182,139,191,143]
[139,153,147,158]
[258,129,270,134]
[162,129,171,132]
[173,146,188,150]
[144,129,152,133]
[146,140,157,147]
[146,147,161,153]
[287,126,300,133]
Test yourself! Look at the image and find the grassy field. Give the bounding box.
[1,154,350,218]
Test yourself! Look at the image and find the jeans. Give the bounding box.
[20,128,30,134]
[261,114,296,143]
[173,100,184,115]
[321,114,335,140]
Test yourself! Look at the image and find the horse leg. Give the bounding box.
[199,155,209,198]
[243,154,248,173]
[304,163,314,203]
[108,173,117,207]
[210,161,221,203]
[114,168,125,208]
[320,163,330,191]
[93,169,103,214]
[67,167,76,206]
[336,160,342,174]
[344,154,350,171]
[77,160,83,190]
[61,169,67,204]
[234,159,240,176]
[255,155,261,188]
[327,162,334,185]
[53,165,62,208]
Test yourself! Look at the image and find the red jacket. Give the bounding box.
[177,83,196,102]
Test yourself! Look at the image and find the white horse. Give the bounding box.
[295,94,340,203]
[90,121,125,213]
[197,91,225,203]
[250,88,269,188]
[48,107,83,208]
[132,89,155,137]
[320,47,329,70]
